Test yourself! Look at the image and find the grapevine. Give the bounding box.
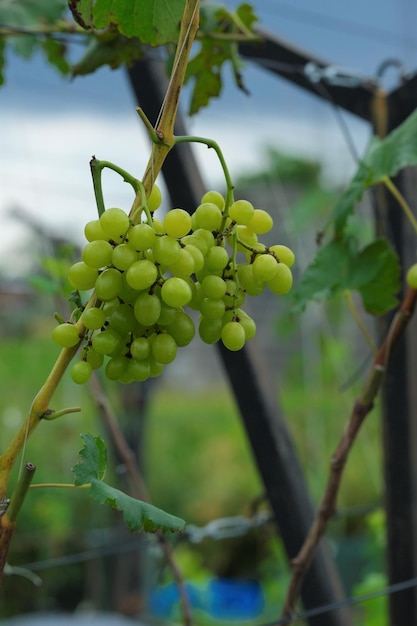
[56,151,296,385]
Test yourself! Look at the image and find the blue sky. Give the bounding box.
[0,0,416,271]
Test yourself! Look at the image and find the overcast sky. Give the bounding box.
[0,0,416,273]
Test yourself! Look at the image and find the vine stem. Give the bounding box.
[279,287,417,623]
[382,175,417,237]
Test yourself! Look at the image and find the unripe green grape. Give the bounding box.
[235,225,258,250]
[128,223,156,251]
[82,240,113,268]
[193,228,215,250]
[201,190,225,211]
[130,336,151,360]
[200,297,226,319]
[81,306,106,330]
[101,298,120,317]
[187,280,203,311]
[100,207,130,240]
[183,244,205,273]
[252,253,279,282]
[84,219,108,242]
[267,263,293,294]
[127,358,151,381]
[71,360,93,384]
[68,262,98,291]
[169,247,195,278]
[126,259,158,291]
[161,277,192,307]
[95,268,123,301]
[269,244,295,267]
[52,323,80,348]
[195,202,222,231]
[134,292,161,326]
[237,310,257,340]
[151,332,177,364]
[229,199,254,225]
[105,356,129,381]
[164,208,192,238]
[205,246,229,272]
[201,275,227,298]
[224,279,245,308]
[151,217,165,234]
[165,310,195,346]
[237,264,264,295]
[407,263,417,288]
[108,303,136,334]
[149,356,165,378]
[247,209,273,234]
[92,328,122,355]
[148,184,162,212]
[199,316,223,344]
[221,321,246,351]
[157,302,178,326]
[84,347,104,369]
[112,243,138,270]
[153,235,180,265]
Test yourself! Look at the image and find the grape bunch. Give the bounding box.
[52,186,295,385]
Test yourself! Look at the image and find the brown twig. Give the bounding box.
[279,287,417,622]
[89,373,193,626]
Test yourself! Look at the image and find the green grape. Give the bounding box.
[235,225,258,250]
[153,235,180,265]
[84,219,108,242]
[100,207,130,241]
[269,244,295,267]
[130,336,151,360]
[105,356,129,381]
[252,253,279,282]
[112,243,138,270]
[81,307,106,330]
[151,332,177,364]
[82,240,113,268]
[95,268,123,301]
[193,229,215,250]
[68,262,99,291]
[165,310,195,346]
[229,199,254,225]
[126,259,158,291]
[237,264,264,296]
[187,280,203,311]
[101,298,120,317]
[267,263,293,294]
[161,277,192,307]
[237,310,257,340]
[85,347,104,369]
[407,263,417,288]
[134,292,161,326]
[221,321,246,351]
[201,190,225,211]
[195,202,223,231]
[108,303,136,334]
[200,297,226,320]
[52,323,80,348]
[149,357,165,377]
[92,328,122,355]
[224,279,245,308]
[148,184,162,212]
[199,316,223,344]
[127,357,151,381]
[128,223,156,250]
[157,302,178,325]
[205,245,229,272]
[71,360,93,384]
[169,247,195,278]
[151,217,165,234]
[201,275,227,298]
[247,209,273,234]
[183,244,205,273]
[164,208,192,238]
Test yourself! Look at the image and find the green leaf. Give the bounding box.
[332,108,417,235]
[40,38,71,75]
[68,0,94,30]
[72,433,107,486]
[345,239,400,315]
[92,0,185,45]
[89,479,186,533]
[72,32,144,76]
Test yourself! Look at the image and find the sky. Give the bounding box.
[1,0,416,273]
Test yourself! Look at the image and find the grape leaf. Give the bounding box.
[291,236,400,315]
[72,433,107,485]
[72,32,144,76]
[92,0,185,45]
[89,480,186,533]
[41,38,71,75]
[333,107,417,235]
[72,433,185,534]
